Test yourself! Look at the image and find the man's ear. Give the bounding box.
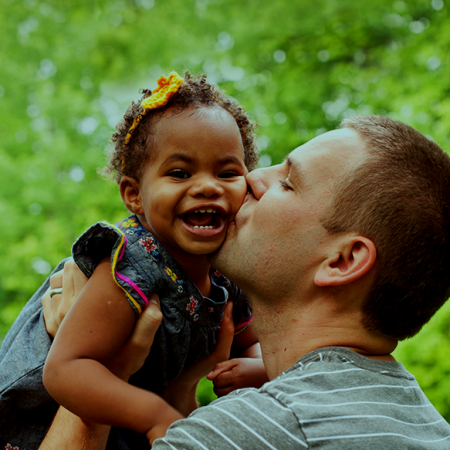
[314,236,376,287]
[120,176,144,215]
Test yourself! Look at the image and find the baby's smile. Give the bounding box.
[181,206,227,236]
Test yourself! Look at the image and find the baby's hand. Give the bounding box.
[206,357,269,397]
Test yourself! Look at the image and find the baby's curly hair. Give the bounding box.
[104,72,258,184]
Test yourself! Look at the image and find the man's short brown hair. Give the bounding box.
[321,115,450,340]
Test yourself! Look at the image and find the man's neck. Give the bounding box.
[249,293,398,380]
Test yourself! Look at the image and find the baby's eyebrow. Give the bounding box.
[162,153,244,167]
[163,153,195,165]
[218,155,245,166]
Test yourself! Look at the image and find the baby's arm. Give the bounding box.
[43,257,182,436]
[207,324,269,396]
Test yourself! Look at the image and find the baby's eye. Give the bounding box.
[279,179,293,191]
[169,169,190,179]
[218,171,239,179]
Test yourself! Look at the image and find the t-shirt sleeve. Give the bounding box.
[152,389,306,449]
[72,221,153,316]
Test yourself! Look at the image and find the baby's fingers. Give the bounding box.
[207,359,238,381]
[213,373,235,397]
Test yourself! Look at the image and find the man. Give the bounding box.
[30,116,450,447]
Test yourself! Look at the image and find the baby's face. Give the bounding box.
[137,106,248,260]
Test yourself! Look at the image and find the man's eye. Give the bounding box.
[169,169,190,179]
[279,180,293,191]
[218,171,238,179]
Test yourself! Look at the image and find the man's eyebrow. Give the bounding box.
[284,154,303,186]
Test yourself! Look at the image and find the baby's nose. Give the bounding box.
[191,176,224,197]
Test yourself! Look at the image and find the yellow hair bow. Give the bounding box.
[123,72,184,159]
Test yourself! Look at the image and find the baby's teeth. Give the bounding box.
[192,209,216,214]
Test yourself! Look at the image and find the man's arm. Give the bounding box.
[39,269,236,449]
[39,407,110,450]
[40,293,165,449]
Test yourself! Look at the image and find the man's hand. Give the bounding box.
[42,259,88,338]
[109,294,163,381]
[207,357,269,396]
[39,294,166,450]
[162,301,235,416]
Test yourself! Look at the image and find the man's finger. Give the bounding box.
[49,269,63,290]
[108,294,162,380]
[62,259,83,301]
[42,287,57,338]
[188,302,235,380]
[129,294,163,349]
[68,259,89,294]
[211,301,235,363]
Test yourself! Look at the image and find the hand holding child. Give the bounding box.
[162,301,235,416]
[42,259,88,338]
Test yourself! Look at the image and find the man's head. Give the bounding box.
[210,127,371,302]
[322,115,450,340]
[212,115,450,342]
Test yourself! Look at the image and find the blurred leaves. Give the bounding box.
[1,0,450,416]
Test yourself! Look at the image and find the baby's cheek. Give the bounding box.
[234,177,249,207]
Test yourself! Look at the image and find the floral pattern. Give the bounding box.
[5,445,19,450]
[141,236,157,252]
[120,218,139,228]
[165,266,178,283]
[186,296,200,321]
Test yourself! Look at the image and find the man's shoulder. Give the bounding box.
[155,349,450,449]
[154,386,307,449]
[266,346,450,449]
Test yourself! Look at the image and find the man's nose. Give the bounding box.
[246,165,279,200]
[190,175,224,198]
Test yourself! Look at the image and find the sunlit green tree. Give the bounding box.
[1,0,450,415]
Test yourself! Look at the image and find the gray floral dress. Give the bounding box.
[72,215,253,394]
[0,215,252,450]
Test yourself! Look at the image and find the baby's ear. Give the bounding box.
[314,236,376,287]
[120,177,144,215]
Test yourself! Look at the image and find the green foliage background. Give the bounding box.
[1,0,450,415]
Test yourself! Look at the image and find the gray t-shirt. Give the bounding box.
[154,347,450,449]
